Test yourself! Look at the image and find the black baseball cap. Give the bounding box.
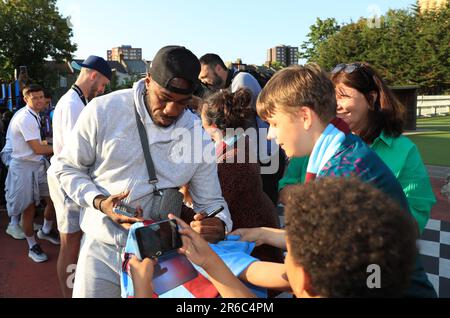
[71,55,112,81]
[149,46,200,95]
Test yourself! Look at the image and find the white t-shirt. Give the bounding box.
[2,107,27,153]
[52,88,86,156]
[9,106,43,162]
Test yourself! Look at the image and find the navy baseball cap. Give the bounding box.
[71,55,112,81]
[150,46,200,95]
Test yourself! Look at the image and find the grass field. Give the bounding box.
[407,116,450,167]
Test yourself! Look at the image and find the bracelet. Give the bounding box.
[98,199,106,213]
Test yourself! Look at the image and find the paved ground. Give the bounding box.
[427,165,450,180]
[0,165,449,298]
[0,210,61,298]
[418,165,450,297]
[428,166,450,223]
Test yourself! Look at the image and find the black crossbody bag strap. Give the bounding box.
[134,105,158,185]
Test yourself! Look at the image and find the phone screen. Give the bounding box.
[135,220,182,259]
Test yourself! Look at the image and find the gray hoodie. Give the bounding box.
[52,79,232,247]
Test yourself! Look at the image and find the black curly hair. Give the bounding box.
[284,177,418,298]
[202,88,254,131]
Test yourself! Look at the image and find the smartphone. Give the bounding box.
[135,219,182,259]
[113,203,138,218]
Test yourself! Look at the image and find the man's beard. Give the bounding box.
[144,93,180,128]
[87,86,99,101]
[211,71,224,90]
[152,113,178,127]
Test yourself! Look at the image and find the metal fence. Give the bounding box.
[0,81,23,112]
[417,95,450,117]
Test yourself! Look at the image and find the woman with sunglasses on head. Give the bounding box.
[279,62,435,233]
[330,62,435,234]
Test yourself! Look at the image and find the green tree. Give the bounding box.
[0,0,77,82]
[299,17,341,62]
[267,61,285,71]
[107,71,120,93]
[108,74,143,92]
[412,6,450,94]
[307,4,450,94]
[314,20,367,71]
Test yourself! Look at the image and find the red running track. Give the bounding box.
[0,175,448,298]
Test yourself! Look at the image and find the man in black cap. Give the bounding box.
[47,55,111,297]
[52,46,232,298]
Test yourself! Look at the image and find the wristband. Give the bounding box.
[99,199,106,213]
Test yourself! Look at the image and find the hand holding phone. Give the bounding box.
[95,192,142,230]
[114,202,138,218]
[135,219,183,260]
[170,214,221,270]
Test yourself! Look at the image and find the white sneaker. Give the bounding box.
[33,223,42,231]
[28,244,48,263]
[19,219,42,231]
[37,229,60,245]
[6,224,25,240]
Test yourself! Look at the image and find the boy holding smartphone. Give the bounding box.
[129,178,419,298]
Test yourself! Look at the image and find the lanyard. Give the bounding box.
[72,84,88,106]
[28,110,46,140]
[28,110,41,128]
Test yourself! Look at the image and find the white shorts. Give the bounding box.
[47,166,81,234]
[5,158,50,217]
[1,148,12,167]
[73,236,123,298]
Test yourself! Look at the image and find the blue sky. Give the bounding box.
[56,0,416,65]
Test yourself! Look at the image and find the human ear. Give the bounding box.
[297,267,318,298]
[145,74,152,89]
[90,71,98,81]
[286,238,309,297]
[300,107,313,130]
[369,91,378,108]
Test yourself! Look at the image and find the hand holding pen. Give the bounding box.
[201,206,225,219]
[191,206,226,243]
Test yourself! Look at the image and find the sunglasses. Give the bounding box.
[331,63,376,86]
[331,63,365,74]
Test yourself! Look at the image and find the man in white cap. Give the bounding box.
[47,55,111,298]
